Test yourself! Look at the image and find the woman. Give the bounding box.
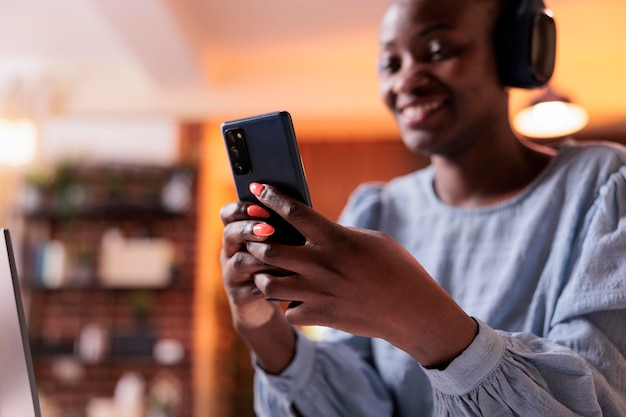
[220,0,626,415]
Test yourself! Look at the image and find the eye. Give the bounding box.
[378,56,402,74]
[427,39,456,62]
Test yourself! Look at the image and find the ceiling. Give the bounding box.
[0,0,625,138]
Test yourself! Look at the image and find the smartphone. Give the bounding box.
[221,110,312,246]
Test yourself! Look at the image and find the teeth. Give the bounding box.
[401,101,443,119]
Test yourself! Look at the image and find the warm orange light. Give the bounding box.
[513,100,588,139]
[193,122,237,416]
[0,118,37,165]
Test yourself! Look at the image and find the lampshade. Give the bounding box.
[513,87,588,139]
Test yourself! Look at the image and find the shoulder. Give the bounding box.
[556,140,626,172]
[553,142,626,321]
[338,166,434,229]
[543,141,626,195]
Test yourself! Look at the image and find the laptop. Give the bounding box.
[0,228,42,417]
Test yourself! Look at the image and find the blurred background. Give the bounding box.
[0,1,624,416]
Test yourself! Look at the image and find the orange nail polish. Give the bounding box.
[247,205,270,218]
[250,182,265,197]
[253,223,274,237]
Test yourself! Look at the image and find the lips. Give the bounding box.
[397,99,445,126]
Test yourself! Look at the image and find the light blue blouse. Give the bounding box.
[253,142,626,416]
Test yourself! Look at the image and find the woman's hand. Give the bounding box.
[220,199,298,374]
[220,200,283,330]
[244,182,478,368]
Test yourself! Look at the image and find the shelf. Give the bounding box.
[21,160,198,417]
[30,333,190,366]
[24,203,188,221]
[31,353,191,367]
[26,284,193,293]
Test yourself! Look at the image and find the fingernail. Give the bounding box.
[247,205,270,218]
[253,223,275,237]
[250,182,265,197]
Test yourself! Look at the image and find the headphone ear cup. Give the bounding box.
[495,0,557,89]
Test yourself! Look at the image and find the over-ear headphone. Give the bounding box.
[495,0,557,89]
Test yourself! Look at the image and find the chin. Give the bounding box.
[399,129,439,156]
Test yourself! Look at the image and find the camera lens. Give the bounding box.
[233,161,250,175]
[226,130,236,143]
[230,146,240,159]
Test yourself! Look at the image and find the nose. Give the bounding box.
[392,63,430,95]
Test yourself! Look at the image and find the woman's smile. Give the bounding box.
[397,98,447,128]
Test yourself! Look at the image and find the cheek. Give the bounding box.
[443,58,501,109]
[460,50,501,91]
[378,78,395,110]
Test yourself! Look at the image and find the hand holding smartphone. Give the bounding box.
[221,111,312,246]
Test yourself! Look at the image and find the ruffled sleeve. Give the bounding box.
[424,319,626,416]
[553,165,626,322]
[422,165,626,416]
[337,182,384,228]
[253,330,394,416]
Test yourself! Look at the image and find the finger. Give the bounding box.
[221,257,265,307]
[220,201,271,225]
[246,240,320,275]
[284,302,331,328]
[223,220,275,257]
[223,249,296,283]
[222,249,295,306]
[254,272,309,304]
[249,183,335,242]
[222,249,268,279]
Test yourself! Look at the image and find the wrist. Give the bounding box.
[385,294,478,369]
[231,298,277,331]
[422,315,478,369]
[416,313,478,369]
[234,305,297,374]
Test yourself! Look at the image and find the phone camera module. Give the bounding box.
[225,128,251,175]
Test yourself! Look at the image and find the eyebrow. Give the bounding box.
[380,22,453,47]
[418,22,453,37]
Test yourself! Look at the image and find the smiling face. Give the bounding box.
[378,0,510,157]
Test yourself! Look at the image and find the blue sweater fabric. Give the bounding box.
[254,142,626,417]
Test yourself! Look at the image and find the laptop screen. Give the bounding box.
[0,228,41,417]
